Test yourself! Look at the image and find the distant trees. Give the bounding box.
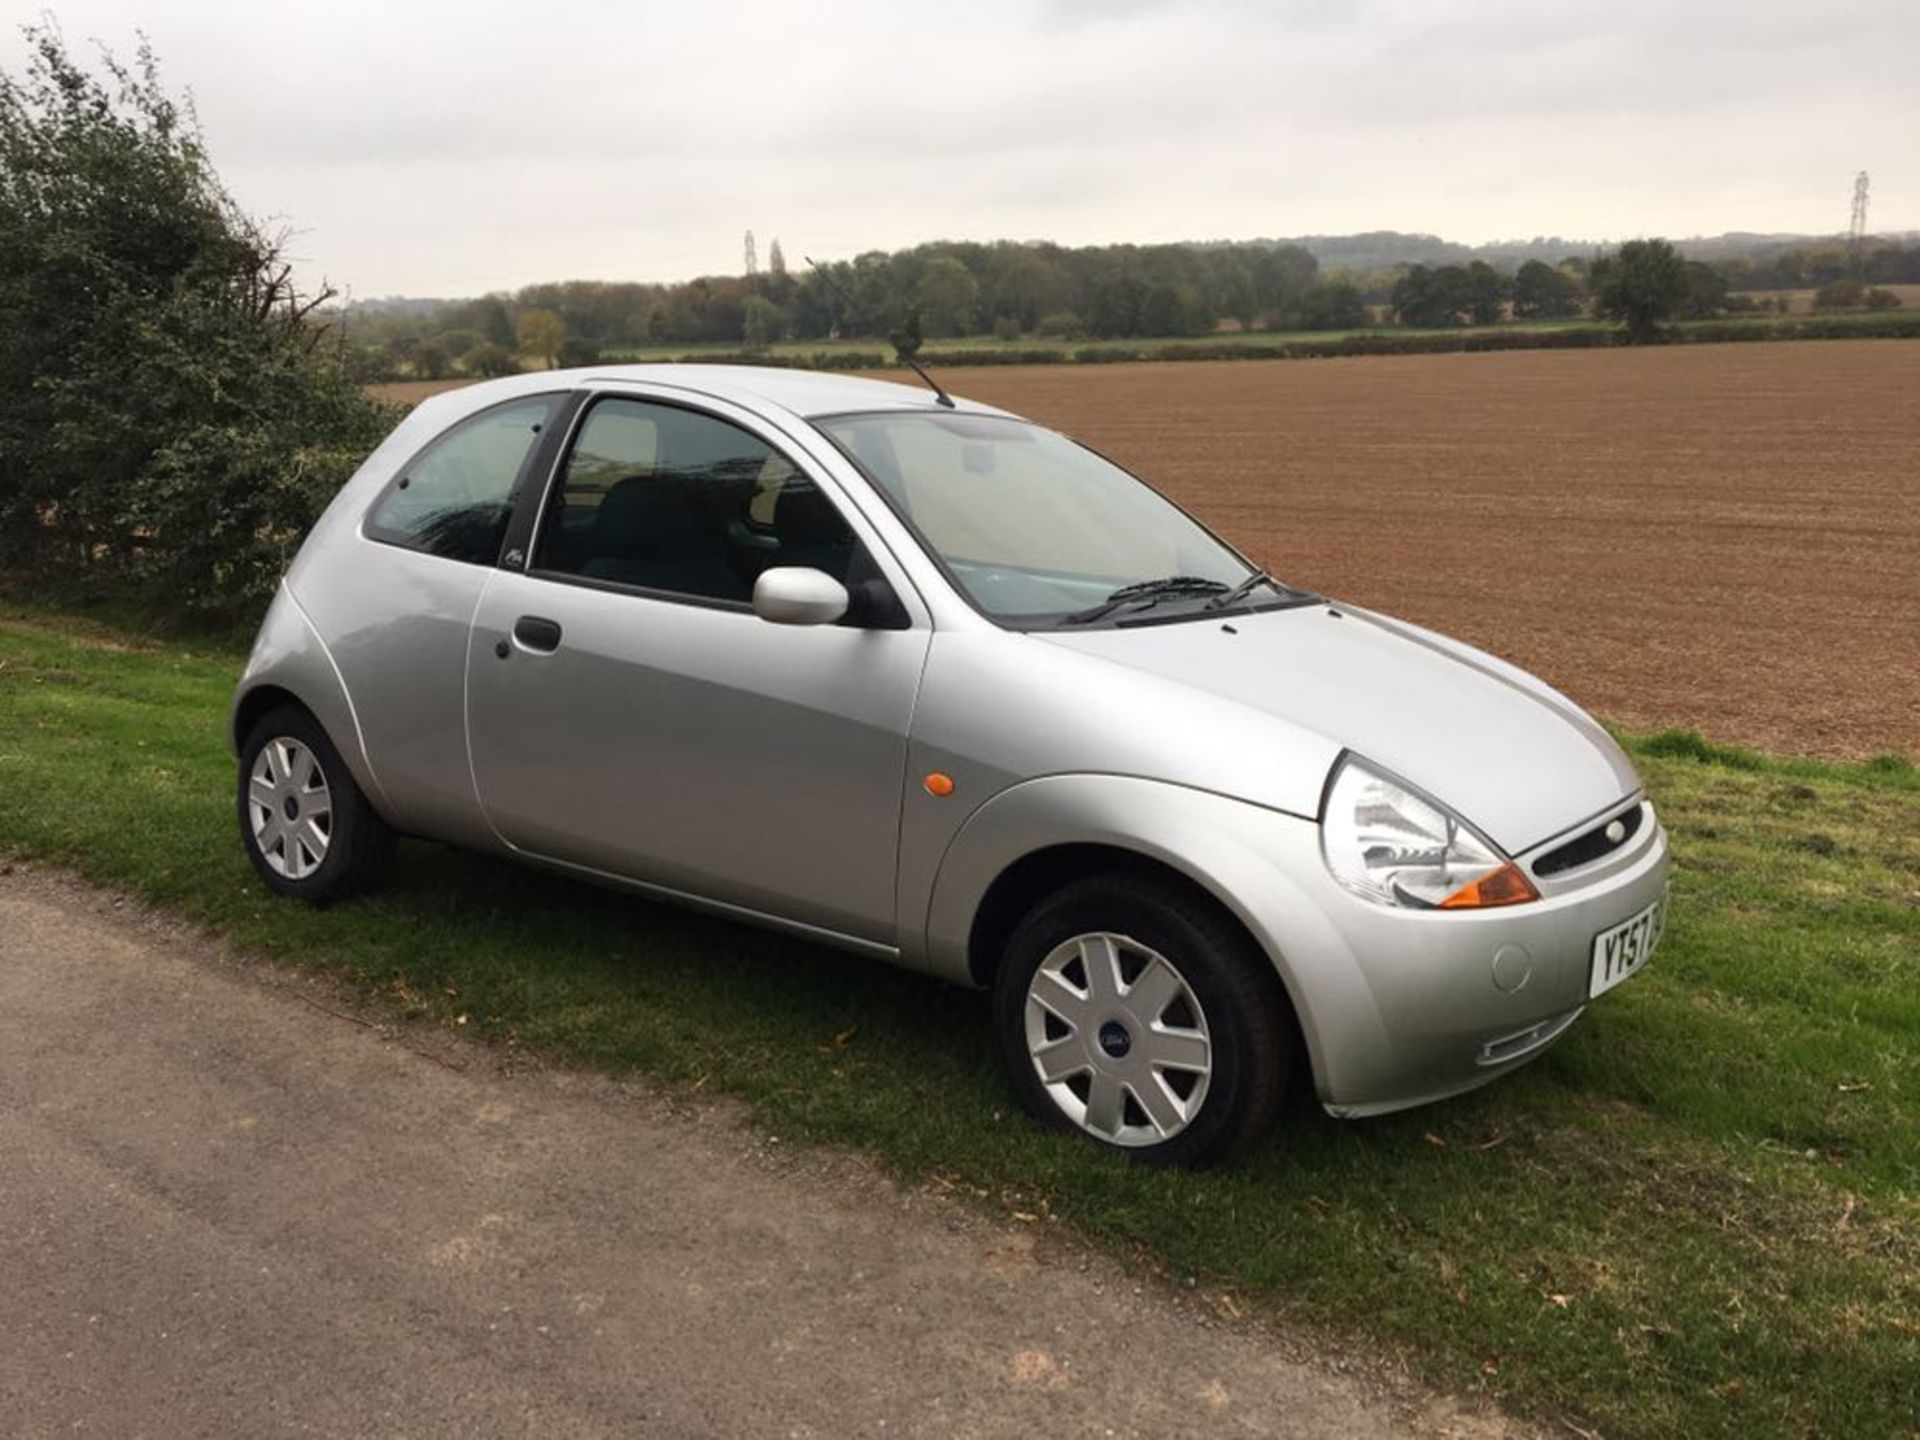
[1512,260,1585,319]
[338,236,1393,364]
[467,342,515,377]
[1251,244,1320,326]
[1141,282,1209,337]
[1679,261,1728,320]
[1293,280,1366,331]
[1813,279,1864,311]
[514,307,564,368]
[412,341,449,380]
[914,256,981,337]
[987,245,1065,332]
[1387,262,1512,327]
[1734,240,1920,290]
[1590,239,1690,342]
[1812,279,1905,313]
[740,294,784,350]
[1463,261,1508,324]
[1089,268,1148,338]
[332,225,1919,375]
[765,238,789,303]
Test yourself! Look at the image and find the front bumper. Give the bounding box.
[921,773,1669,1120]
[1216,795,1670,1118]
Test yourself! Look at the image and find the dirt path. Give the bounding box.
[0,869,1518,1439]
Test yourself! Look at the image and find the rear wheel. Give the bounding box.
[238,705,395,903]
[993,873,1290,1165]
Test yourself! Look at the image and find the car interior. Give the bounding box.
[536,400,859,603]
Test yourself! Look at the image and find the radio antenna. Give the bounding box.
[804,256,955,408]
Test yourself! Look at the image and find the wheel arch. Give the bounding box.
[968,844,1211,987]
[229,585,392,818]
[923,774,1328,1091]
[232,683,309,752]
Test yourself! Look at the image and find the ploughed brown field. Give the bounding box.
[376,341,1920,759]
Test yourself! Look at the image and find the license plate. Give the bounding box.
[1590,897,1663,998]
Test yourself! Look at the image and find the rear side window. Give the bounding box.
[534,397,858,604]
[365,395,563,564]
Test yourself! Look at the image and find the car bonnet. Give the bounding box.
[1037,602,1639,855]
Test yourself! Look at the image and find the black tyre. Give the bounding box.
[237,704,396,903]
[992,872,1291,1165]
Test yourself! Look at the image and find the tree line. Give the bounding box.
[347,235,1915,379]
[349,238,1366,377]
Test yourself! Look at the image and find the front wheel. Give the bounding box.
[993,873,1291,1165]
[238,704,395,903]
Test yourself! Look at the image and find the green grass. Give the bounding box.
[1,606,1915,1437]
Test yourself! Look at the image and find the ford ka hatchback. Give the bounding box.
[232,366,1669,1163]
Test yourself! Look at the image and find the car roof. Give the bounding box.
[413,363,1016,427]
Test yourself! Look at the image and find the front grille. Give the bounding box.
[1533,803,1644,877]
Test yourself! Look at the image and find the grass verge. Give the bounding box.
[1,608,1914,1437]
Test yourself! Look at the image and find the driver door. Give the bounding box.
[465,393,929,947]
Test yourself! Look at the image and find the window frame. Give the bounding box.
[517,389,888,619]
[360,391,573,567]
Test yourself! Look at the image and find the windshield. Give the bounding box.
[815,410,1275,627]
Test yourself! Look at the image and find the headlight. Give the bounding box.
[1320,755,1538,910]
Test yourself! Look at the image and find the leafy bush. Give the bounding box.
[412,341,450,380]
[434,327,482,360]
[1389,263,1507,326]
[1679,261,1728,320]
[1292,280,1368,331]
[1864,287,1903,311]
[0,28,392,624]
[556,336,602,368]
[1813,279,1864,311]
[1512,260,1585,320]
[467,342,518,377]
[1035,310,1085,339]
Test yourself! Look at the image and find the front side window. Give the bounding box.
[535,397,859,604]
[814,411,1259,625]
[365,395,562,564]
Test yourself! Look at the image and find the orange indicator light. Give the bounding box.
[923,772,956,797]
[1438,862,1539,909]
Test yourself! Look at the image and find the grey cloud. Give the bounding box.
[10,0,1915,294]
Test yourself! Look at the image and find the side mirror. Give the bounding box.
[752,567,849,626]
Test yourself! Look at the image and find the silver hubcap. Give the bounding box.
[248,737,332,881]
[1023,931,1213,1148]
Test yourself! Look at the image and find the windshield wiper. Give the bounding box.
[1059,575,1231,626]
[1204,570,1277,611]
[1205,570,1322,612]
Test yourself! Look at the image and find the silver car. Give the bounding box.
[232,365,1669,1163]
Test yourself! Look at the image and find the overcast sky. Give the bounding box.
[9,0,1917,296]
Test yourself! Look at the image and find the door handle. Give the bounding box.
[512,615,563,653]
